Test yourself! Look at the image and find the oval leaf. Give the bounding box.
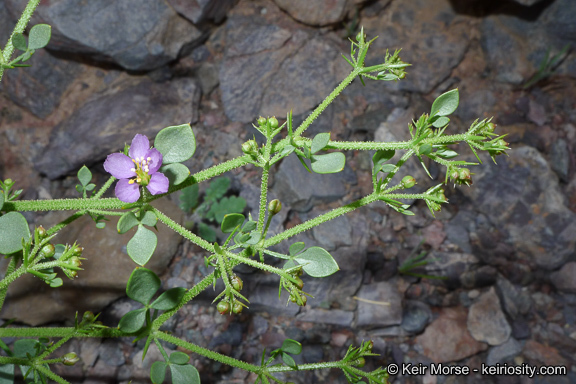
[221,213,245,233]
[289,242,305,256]
[170,364,201,384]
[294,247,339,277]
[160,163,190,186]
[11,33,27,51]
[140,211,158,227]
[372,149,395,166]
[311,132,330,154]
[431,89,459,117]
[150,287,186,311]
[127,226,157,266]
[28,24,51,50]
[77,165,92,187]
[169,351,190,365]
[310,152,345,174]
[154,124,196,164]
[0,212,31,255]
[118,308,147,333]
[281,339,302,355]
[126,267,161,304]
[281,353,297,369]
[118,212,140,234]
[432,116,450,128]
[150,361,167,384]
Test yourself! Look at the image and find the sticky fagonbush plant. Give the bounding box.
[0,3,509,382]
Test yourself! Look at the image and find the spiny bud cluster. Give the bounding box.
[449,167,473,187]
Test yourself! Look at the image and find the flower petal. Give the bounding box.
[129,134,150,160]
[147,172,169,195]
[104,153,136,179]
[115,179,140,203]
[145,148,163,174]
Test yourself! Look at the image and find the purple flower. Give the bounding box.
[104,134,169,203]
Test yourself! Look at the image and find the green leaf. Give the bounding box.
[0,191,4,211]
[281,353,297,369]
[280,144,295,157]
[118,212,140,234]
[294,247,339,277]
[179,185,199,212]
[169,352,190,365]
[77,165,92,187]
[170,364,200,384]
[118,308,147,333]
[244,231,261,245]
[150,361,167,384]
[311,132,330,154]
[198,223,216,243]
[150,287,186,311]
[431,89,459,117]
[419,144,432,155]
[161,163,190,186]
[289,242,305,256]
[0,363,14,384]
[127,226,158,266]
[126,267,161,305]
[11,33,27,51]
[281,339,302,355]
[431,116,450,128]
[209,196,246,223]
[49,277,63,287]
[436,148,458,159]
[379,164,395,173]
[372,149,395,168]
[221,213,245,233]
[140,211,158,227]
[28,24,51,50]
[310,152,345,174]
[205,177,230,201]
[296,154,312,173]
[154,124,196,164]
[241,220,257,232]
[0,212,31,255]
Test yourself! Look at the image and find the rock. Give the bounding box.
[296,308,354,327]
[460,265,498,289]
[495,276,532,320]
[360,0,470,93]
[272,154,348,212]
[467,287,511,346]
[421,221,446,250]
[247,282,300,316]
[423,251,480,289]
[461,146,576,270]
[401,300,432,334]
[0,198,183,325]
[523,340,568,367]
[6,0,202,71]
[167,0,236,24]
[550,138,570,182]
[272,0,350,26]
[550,262,576,294]
[486,337,522,366]
[355,281,403,328]
[35,75,200,179]
[416,306,488,363]
[311,212,352,251]
[219,1,348,122]
[445,210,475,253]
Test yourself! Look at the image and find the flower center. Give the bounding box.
[128,156,152,186]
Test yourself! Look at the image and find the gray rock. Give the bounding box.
[272,0,349,26]
[461,146,576,270]
[35,75,200,179]
[247,282,300,316]
[401,300,432,334]
[6,0,202,71]
[360,0,469,93]
[467,287,511,346]
[355,281,402,328]
[550,262,576,294]
[99,339,125,367]
[423,251,480,289]
[219,2,348,122]
[486,337,522,366]
[495,276,532,319]
[272,154,348,212]
[460,265,498,289]
[445,210,475,253]
[416,306,488,363]
[0,49,82,118]
[311,212,352,251]
[0,198,182,325]
[167,0,235,24]
[550,138,570,182]
[296,308,354,327]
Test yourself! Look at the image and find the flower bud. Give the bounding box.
[298,294,307,307]
[356,31,365,42]
[401,175,416,189]
[232,300,243,314]
[72,245,83,257]
[485,122,495,133]
[69,256,82,268]
[231,275,243,291]
[267,199,282,215]
[268,117,279,129]
[242,140,258,155]
[217,301,230,315]
[62,352,80,366]
[257,116,267,126]
[292,276,304,290]
[36,226,47,239]
[3,179,14,188]
[354,357,366,368]
[39,244,55,259]
[82,311,95,323]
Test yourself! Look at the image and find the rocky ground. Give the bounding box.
[1,0,576,383]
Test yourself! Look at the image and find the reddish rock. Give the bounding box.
[523,340,568,367]
[416,306,487,363]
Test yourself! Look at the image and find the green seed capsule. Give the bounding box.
[268,199,282,215]
[62,352,80,366]
[268,117,279,129]
[217,301,230,315]
[257,116,267,126]
[39,244,55,259]
[232,301,243,314]
[401,175,416,189]
[231,275,243,291]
